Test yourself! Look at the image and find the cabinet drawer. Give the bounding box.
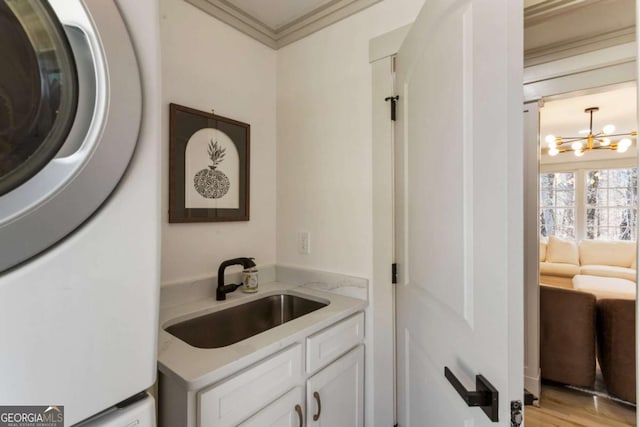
[198,344,303,427]
[306,312,364,373]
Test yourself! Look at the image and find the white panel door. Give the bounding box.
[306,345,364,427]
[394,0,523,425]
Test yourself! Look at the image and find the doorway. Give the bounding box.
[526,83,638,426]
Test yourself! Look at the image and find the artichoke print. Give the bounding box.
[193,139,230,199]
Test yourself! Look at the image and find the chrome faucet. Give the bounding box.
[216,257,256,301]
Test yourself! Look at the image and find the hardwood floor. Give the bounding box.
[526,384,636,426]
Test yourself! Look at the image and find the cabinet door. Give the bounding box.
[306,345,364,427]
[239,387,304,427]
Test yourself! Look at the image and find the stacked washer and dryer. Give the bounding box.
[0,0,160,425]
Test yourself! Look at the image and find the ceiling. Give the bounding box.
[226,0,336,30]
[185,0,383,49]
[540,84,638,164]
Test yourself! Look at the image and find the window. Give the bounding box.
[539,167,638,241]
[585,168,638,241]
[540,172,576,240]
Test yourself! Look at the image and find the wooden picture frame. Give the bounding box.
[169,103,250,222]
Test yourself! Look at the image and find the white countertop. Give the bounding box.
[157,281,367,391]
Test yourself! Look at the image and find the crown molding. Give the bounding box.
[184,0,383,50]
[524,0,600,27]
[524,0,636,66]
[525,26,636,67]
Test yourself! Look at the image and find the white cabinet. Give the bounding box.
[239,387,304,427]
[163,311,365,427]
[306,345,364,427]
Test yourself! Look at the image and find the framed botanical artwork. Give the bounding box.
[169,103,250,222]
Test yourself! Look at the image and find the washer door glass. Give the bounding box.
[0,0,78,196]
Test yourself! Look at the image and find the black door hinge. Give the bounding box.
[392,263,397,284]
[385,95,399,121]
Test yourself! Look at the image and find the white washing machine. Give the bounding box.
[76,393,156,427]
[0,0,160,425]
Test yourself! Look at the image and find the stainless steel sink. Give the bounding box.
[165,294,328,349]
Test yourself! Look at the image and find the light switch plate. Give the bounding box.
[297,232,310,255]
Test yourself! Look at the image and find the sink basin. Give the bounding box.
[165,293,328,349]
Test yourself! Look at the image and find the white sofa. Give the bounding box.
[540,236,637,287]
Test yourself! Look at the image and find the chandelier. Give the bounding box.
[545,107,637,157]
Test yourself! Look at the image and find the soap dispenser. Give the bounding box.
[242,263,259,293]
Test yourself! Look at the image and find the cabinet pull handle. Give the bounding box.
[313,391,321,421]
[294,404,303,427]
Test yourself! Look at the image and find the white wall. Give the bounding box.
[160,0,277,285]
[276,0,424,276]
[276,1,425,425]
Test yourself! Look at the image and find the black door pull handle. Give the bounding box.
[444,367,499,422]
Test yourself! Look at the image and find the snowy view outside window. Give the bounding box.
[540,172,575,240]
[585,168,637,241]
[540,168,638,241]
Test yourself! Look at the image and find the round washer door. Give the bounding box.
[0,0,142,273]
